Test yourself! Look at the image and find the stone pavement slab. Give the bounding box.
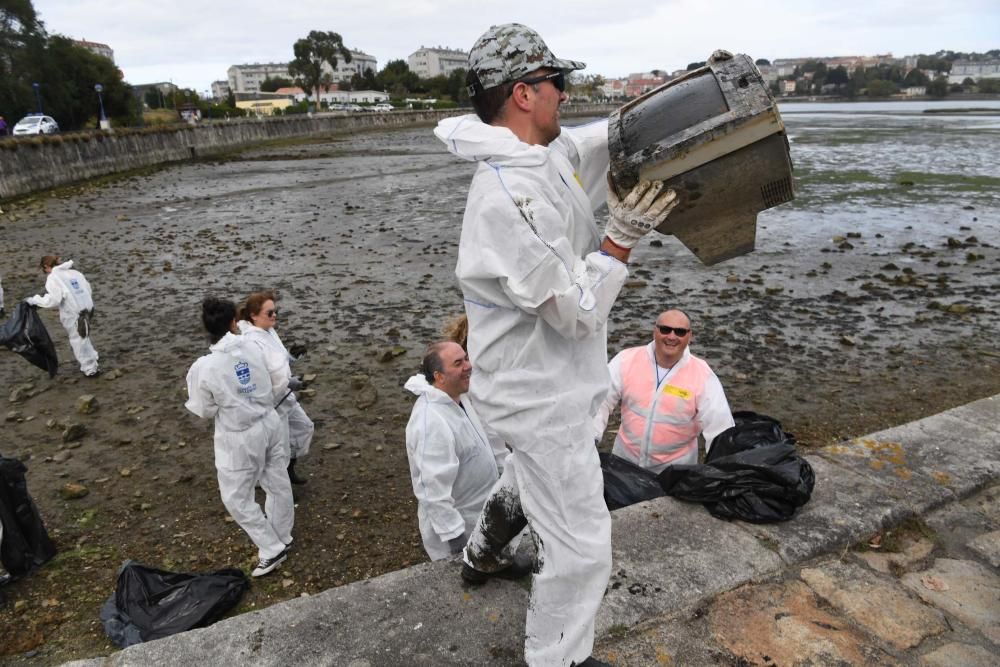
[902,558,1000,646]
[920,642,997,667]
[706,580,896,665]
[596,496,783,633]
[800,561,948,650]
[967,530,1000,568]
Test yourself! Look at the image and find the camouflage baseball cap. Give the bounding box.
[468,23,585,94]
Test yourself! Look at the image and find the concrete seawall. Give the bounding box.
[0,105,616,200]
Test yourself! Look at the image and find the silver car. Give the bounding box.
[13,114,59,135]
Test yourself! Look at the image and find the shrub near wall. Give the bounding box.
[0,105,616,200]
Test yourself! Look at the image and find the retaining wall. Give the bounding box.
[0,105,617,200]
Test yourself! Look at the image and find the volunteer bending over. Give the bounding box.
[26,255,99,376]
[185,297,294,578]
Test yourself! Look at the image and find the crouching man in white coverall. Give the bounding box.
[26,255,99,376]
[404,341,502,560]
[433,23,680,667]
[594,309,734,472]
[185,297,294,578]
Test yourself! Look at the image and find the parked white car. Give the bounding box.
[13,114,59,135]
[373,103,394,112]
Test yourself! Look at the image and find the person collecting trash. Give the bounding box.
[0,273,5,318]
[403,341,501,560]
[237,291,314,485]
[26,255,99,376]
[185,297,294,577]
[434,23,680,667]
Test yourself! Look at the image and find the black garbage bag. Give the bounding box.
[600,451,665,510]
[658,443,815,523]
[0,455,57,578]
[100,560,250,647]
[706,411,795,462]
[0,302,59,377]
[658,412,814,523]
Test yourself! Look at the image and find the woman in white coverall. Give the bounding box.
[185,297,294,577]
[404,342,500,560]
[237,291,314,485]
[26,256,99,376]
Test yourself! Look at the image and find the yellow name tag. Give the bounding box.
[662,385,691,400]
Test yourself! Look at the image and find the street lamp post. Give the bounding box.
[32,82,43,113]
[94,83,111,130]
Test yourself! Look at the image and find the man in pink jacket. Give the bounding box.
[595,309,734,472]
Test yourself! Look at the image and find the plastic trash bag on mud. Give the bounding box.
[0,455,57,579]
[0,302,59,377]
[657,412,814,523]
[100,560,250,647]
[601,452,665,510]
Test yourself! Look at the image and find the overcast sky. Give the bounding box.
[33,0,1000,92]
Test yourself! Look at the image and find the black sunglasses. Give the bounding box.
[517,71,566,93]
[656,325,690,337]
[265,309,277,317]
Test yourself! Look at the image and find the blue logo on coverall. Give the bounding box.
[235,360,256,393]
[70,279,81,291]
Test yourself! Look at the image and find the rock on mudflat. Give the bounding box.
[9,383,34,403]
[77,394,98,414]
[60,483,89,500]
[62,423,87,443]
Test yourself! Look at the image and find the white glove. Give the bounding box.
[708,49,733,64]
[605,176,679,249]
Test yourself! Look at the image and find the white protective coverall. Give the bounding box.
[434,114,628,667]
[403,373,500,560]
[26,260,98,374]
[237,321,313,459]
[594,343,735,472]
[185,332,293,561]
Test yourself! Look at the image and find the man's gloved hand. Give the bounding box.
[708,49,734,64]
[605,175,679,249]
[288,376,306,392]
[447,535,467,556]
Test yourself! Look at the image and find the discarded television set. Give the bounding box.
[608,53,794,265]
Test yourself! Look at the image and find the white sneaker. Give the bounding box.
[251,548,288,577]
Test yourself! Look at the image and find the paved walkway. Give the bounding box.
[68,395,1000,666]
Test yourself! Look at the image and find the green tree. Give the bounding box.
[288,30,351,107]
[0,0,47,121]
[903,68,930,86]
[826,65,849,86]
[377,59,419,95]
[350,66,378,91]
[447,67,469,105]
[866,79,898,97]
[926,76,949,98]
[755,58,771,66]
[686,61,706,71]
[978,78,1000,94]
[260,76,293,92]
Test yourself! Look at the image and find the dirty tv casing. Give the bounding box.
[608,54,794,265]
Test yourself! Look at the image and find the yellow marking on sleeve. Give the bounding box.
[662,385,691,400]
[573,171,583,188]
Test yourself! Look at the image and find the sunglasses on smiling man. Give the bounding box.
[516,70,566,93]
[656,325,690,337]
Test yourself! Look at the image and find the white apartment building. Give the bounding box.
[228,63,292,94]
[211,80,231,100]
[74,39,114,63]
[949,59,1000,84]
[407,46,468,78]
[227,50,378,94]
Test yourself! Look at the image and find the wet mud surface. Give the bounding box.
[1,112,998,663]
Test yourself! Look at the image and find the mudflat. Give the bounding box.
[0,113,998,663]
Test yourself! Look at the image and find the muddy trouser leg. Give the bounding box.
[260,412,294,544]
[215,420,286,561]
[61,311,98,374]
[463,459,528,572]
[518,426,612,667]
[286,401,314,459]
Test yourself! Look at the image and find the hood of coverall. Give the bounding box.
[52,260,75,272]
[209,331,243,354]
[404,373,460,406]
[434,114,551,168]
